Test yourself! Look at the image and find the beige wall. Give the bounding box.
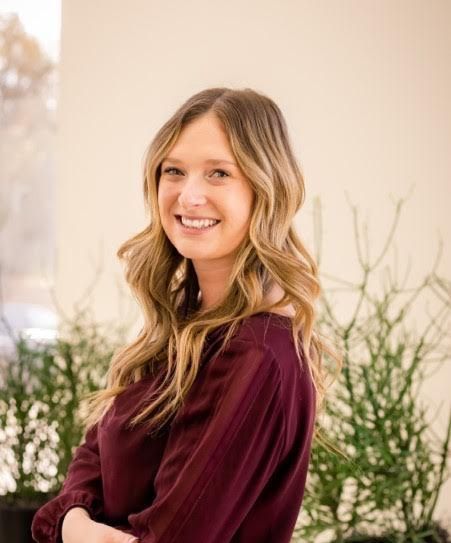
[58,0,451,523]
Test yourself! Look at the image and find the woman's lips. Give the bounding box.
[175,215,221,236]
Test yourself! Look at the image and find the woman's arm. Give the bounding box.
[61,507,139,543]
[127,341,287,543]
[31,423,105,542]
[61,507,91,542]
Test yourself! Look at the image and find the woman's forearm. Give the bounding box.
[61,506,140,543]
[61,506,92,542]
[64,507,91,520]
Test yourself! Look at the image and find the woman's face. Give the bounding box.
[158,113,254,265]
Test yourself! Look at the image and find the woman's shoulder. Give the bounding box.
[238,310,295,346]
[237,309,311,379]
[203,306,301,378]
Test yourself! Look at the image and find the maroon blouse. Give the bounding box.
[31,312,316,543]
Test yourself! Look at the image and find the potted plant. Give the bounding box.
[0,302,127,542]
[292,196,451,542]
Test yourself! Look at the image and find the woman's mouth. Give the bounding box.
[174,215,221,235]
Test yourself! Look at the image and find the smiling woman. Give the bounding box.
[157,112,255,306]
[31,87,342,543]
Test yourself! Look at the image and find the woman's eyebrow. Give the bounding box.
[163,157,237,167]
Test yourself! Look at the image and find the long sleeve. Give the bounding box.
[127,339,287,543]
[31,421,104,543]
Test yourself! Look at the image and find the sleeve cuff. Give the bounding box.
[31,490,103,543]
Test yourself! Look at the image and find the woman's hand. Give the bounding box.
[80,522,139,543]
[62,507,139,543]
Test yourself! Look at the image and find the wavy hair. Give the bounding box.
[81,87,343,450]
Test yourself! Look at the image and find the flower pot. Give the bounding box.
[0,503,39,543]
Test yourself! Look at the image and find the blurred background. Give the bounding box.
[0,0,449,538]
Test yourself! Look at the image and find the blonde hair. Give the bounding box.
[81,87,343,448]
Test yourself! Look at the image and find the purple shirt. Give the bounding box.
[31,312,316,543]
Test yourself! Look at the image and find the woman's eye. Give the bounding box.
[163,167,229,179]
[163,167,181,175]
[212,169,229,178]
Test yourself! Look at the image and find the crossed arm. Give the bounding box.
[33,341,288,543]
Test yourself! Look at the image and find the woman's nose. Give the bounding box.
[178,179,208,207]
[179,193,207,207]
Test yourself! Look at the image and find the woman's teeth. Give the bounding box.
[179,216,220,229]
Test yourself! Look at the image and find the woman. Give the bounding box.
[31,87,341,543]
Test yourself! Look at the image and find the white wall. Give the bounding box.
[57,0,451,524]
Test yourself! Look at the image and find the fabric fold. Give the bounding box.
[31,490,103,543]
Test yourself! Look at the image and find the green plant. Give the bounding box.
[292,195,451,542]
[0,305,127,507]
